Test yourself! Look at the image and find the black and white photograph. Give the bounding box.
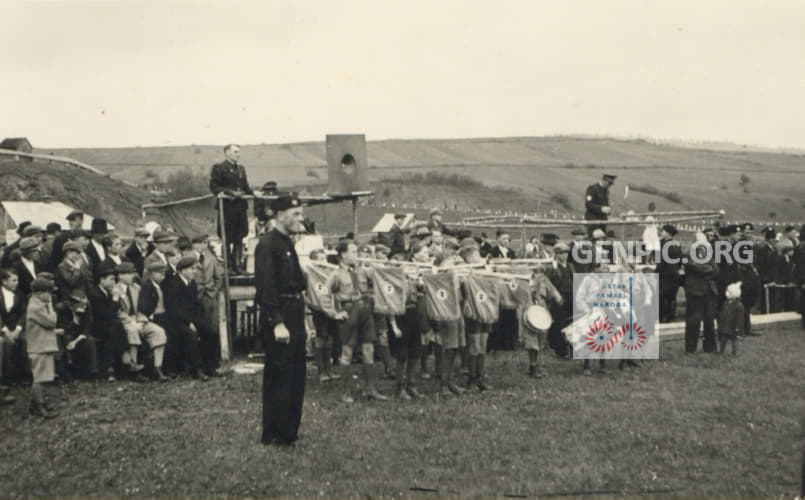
[1,1,804,499]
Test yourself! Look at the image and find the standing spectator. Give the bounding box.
[209,144,253,274]
[656,224,681,322]
[86,219,110,281]
[15,237,42,298]
[756,226,779,313]
[0,221,32,269]
[718,282,744,355]
[584,174,616,237]
[684,241,719,353]
[772,239,796,312]
[25,278,62,419]
[793,230,805,329]
[40,223,62,272]
[427,208,454,237]
[191,234,223,376]
[50,210,84,270]
[379,213,407,258]
[125,228,153,278]
[0,269,23,403]
[546,242,574,361]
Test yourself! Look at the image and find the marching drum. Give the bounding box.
[523,305,552,333]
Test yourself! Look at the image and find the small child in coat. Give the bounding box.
[718,282,744,355]
[25,278,63,418]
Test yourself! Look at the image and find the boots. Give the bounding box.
[476,355,492,391]
[29,386,58,419]
[405,356,423,398]
[316,348,331,383]
[466,354,478,389]
[154,367,168,383]
[442,349,464,395]
[362,364,388,401]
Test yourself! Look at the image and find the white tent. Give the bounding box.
[371,213,416,233]
[0,201,113,244]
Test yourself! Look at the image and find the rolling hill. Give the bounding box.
[38,136,804,226]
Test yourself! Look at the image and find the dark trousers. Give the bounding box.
[261,298,306,445]
[199,323,220,374]
[171,323,203,373]
[154,315,179,374]
[392,306,423,362]
[800,289,805,329]
[490,308,518,351]
[741,289,758,334]
[548,296,573,357]
[659,286,678,323]
[685,294,716,353]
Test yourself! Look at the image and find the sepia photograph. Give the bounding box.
[1,1,804,499]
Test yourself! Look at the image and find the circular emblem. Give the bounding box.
[436,288,448,301]
[384,284,394,294]
[315,282,325,293]
[507,280,518,291]
[618,323,647,351]
[584,316,619,353]
[475,291,487,303]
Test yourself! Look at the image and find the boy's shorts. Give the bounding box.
[433,320,465,350]
[29,353,55,384]
[339,300,377,348]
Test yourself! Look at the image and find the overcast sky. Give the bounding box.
[2,1,804,149]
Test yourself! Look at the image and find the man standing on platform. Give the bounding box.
[209,144,253,274]
[254,193,307,446]
[584,173,616,237]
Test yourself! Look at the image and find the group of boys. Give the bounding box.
[0,209,225,418]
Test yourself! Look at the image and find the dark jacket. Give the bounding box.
[379,224,406,257]
[684,249,719,297]
[773,253,794,284]
[488,245,517,259]
[584,183,609,221]
[86,284,124,344]
[655,238,682,292]
[209,160,253,241]
[57,259,92,302]
[14,257,41,298]
[137,279,164,320]
[125,241,153,277]
[0,287,24,331]
[718,299,745,336]
[755,240,778,284]
[163,276,204,327]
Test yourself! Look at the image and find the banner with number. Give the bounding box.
[305,264,338,318]
[422,272,461,321]
[373,266,408,316]
[498,278,531,310]
[462,274,500,324]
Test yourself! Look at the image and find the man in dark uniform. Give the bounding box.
[793,229,805,329]
[656,224,682,322]
[254,181,278,235]
[739,223,762,335]
[755,226,778,313]
[584,173,616,237]
[209,144,253,274]
[254,193,307,446]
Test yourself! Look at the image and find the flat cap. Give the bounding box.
[191,234,209,244]
[36,272,55,282]
[460,237,479,250]
[444,237,460,250]
[31,278,54,293]
[554,242,571,253]
[23,225,45,237]
[16,221,31,236]
[742,222,754,232]
[147,261,168,274]
[134,227,151,238]
[46,223,62,233]
[19,237,39,253]
[661,224,678,236]
[66,210,84,221]
[96,262,117,278]
[261,181,278,193]
[271,193,301,213]
[152,230,177,243]
[176,255,198,271]
[540,233,559,245]
[761,226,776,239]
[115,261,137,274]
[62,241,81,253]
[603,174,617,181]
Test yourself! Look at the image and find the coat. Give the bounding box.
[209,160,253,241]
[194,249,224,302]
[488,245,517,259]
[137,279,165,321]
[142,250,169,283]
[14,257,41,297]
[24,295,59,354]
[584,183,609,221]
[87,284,126,348]
[125,242,153,277]
[0,286,24,331]
[684,255,719,298]
[57,259,92,302]
[379,224,406,257]
[163,276,204,328]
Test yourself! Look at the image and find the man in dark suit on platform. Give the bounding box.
[584,173,616,237]
[209,144,253,274]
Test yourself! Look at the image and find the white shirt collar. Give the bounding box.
[92,240,106,259]
[1,287,15,307]
[180,275,190,287]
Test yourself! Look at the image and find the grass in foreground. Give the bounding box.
[1,323,804,499]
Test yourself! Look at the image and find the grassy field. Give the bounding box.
[1,322,803,499]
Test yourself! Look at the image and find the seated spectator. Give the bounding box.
[163,256,209,380]
[116,262,167,382]
[87,263,129,381]
[102,233,126,268]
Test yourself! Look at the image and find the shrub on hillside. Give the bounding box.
[549,192,573,212]
[144,169,158,179]
[165,167,209,200]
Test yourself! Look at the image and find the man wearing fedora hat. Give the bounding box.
[584,173,616,237]
[49,209,85,271]
[210,144,253,274]
[86,218,110,280]
[15,237,42,298]
[254,193,308,445]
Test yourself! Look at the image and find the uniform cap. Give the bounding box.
[19,237,39,253]
[116,261,137,274]
[271,193,301,213]
[23,225,45,237]
[176,255,198,271]
[62,241,81,253]
[147,261,168,274]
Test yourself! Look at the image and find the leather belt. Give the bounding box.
[278,292,303,300]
